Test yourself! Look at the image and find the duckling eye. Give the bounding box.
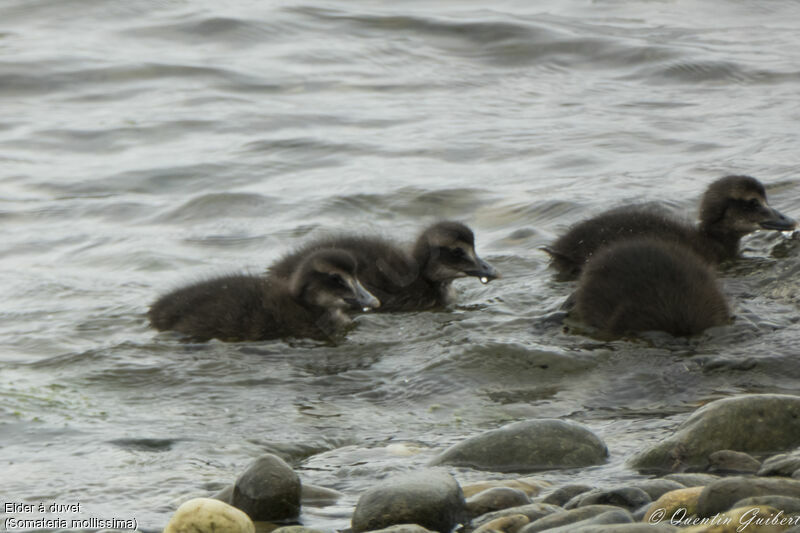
[329,273,347,288]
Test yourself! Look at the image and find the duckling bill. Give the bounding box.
[148,249,379,342]
[545,175,796,280]
[269,221,498,312]
[572,238,731,337]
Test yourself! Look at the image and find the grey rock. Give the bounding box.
[570,526,677,533]
[538,509,633,533]
[629,394,800,473]
[351,470,466,533]
[213,484,234,504]
[696,476,800,517]
[519,505,621,533]
[430,419,608,472]
[471,503,562,530]
[731,495,800,514]
[661,473,720,487]
[758,449,800,477]
[540,484,594,506]
[627,479,685,500]
[564,487,651,511]
[707,449,761,474]
[466,487,531,518]
[301,484,343,506]
[232,454,302,522]
[272,528,324,533]
[362,526,434,533]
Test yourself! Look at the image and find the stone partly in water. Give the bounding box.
[164,498,255,533]
[232,454,302,522]
[466,487,531,518]
[430,419,608,472]
[696,476,800,517]
[350,470,466,533]
[630,395,800,473]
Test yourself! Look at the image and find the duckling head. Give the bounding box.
[700,175,796,237]
[290,249,380,314]
[414,221,498,284]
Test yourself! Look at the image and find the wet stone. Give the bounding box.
[164,497,255,533]
[540,484,594,506]
[643,486,704,524]
[662,473,720,487]
[471,514,530,533]
[563,487,651,511]
[758,449,800,477]
[732,495,800,514]
[682,505,783,533]
[301,484,343,506]
[707,449,761,474]
[272,527,324,533]
[462,479,548,498]
[361,526,435,533]
[466,487,531,518]
[630,394,800,473]
[350,470,465,533]
[232,454,302,522]
[470,503,562,530]
[696,476,800,517]
[535,508,633,532]
[627,479,685,500]
[213,485,234,504]
[519,505,622,533]
[430,419,608,472]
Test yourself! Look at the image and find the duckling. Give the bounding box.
[148,249,379,342]
[269,221,498,312]
[572,238,731,337]
[545,175,796,280]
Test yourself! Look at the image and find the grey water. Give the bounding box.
[1,0,800,530]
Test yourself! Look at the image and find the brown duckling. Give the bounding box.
[269,221,498,312]
[148,249,379,342]
[545,175,796,280]
[572,238,731,337]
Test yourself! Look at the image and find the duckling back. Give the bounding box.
[573,238,730,337]
[546,207,708,281]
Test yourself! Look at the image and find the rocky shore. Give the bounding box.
[164,394,800,533]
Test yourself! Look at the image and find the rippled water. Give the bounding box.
[2,0,800,530]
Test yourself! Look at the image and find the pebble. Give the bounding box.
[350,470,466,533]
[758,450,800,477]
[540,484,594,506]
[462,478,549,498]
[707,450,761,474]
[164,497,254,533]
[681,505,786,533]
[470,503,562,530]
[629,394,800,473]
[563,487,651,511]
[643,486,704,524]
[627,479,686,500]
[466,487,532,518]
[430,419,608,472]
[662,473,720,487]
[232,454,302,522]
[519,505,623,533]
[696,476,800,517]
[472,514,530,533]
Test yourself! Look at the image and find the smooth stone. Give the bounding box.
[627,480,686,500]
[462,479,549,498]
[732,495,800,514]
[272,528,323,533]
[540,484,594,506]
[466,487,531,518]
[564,487,651,511]
[759,450,800,477]
[362,526,435,533]
[708,450,761,474]
[662,473,720,487]
[696,476,800,517]
[643,486,704,523]
[472,514,530,533]
[630,395,800,473]
[350,470,466,533]
[471,503,562,530]
[519,505,622,533]
[301,484,344,506]
[681,505,787,533]
[214,485,234,504]
[535,509,633,533]
[232,454,302,522]
[430,419,608,472]
[164,497,255,533]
